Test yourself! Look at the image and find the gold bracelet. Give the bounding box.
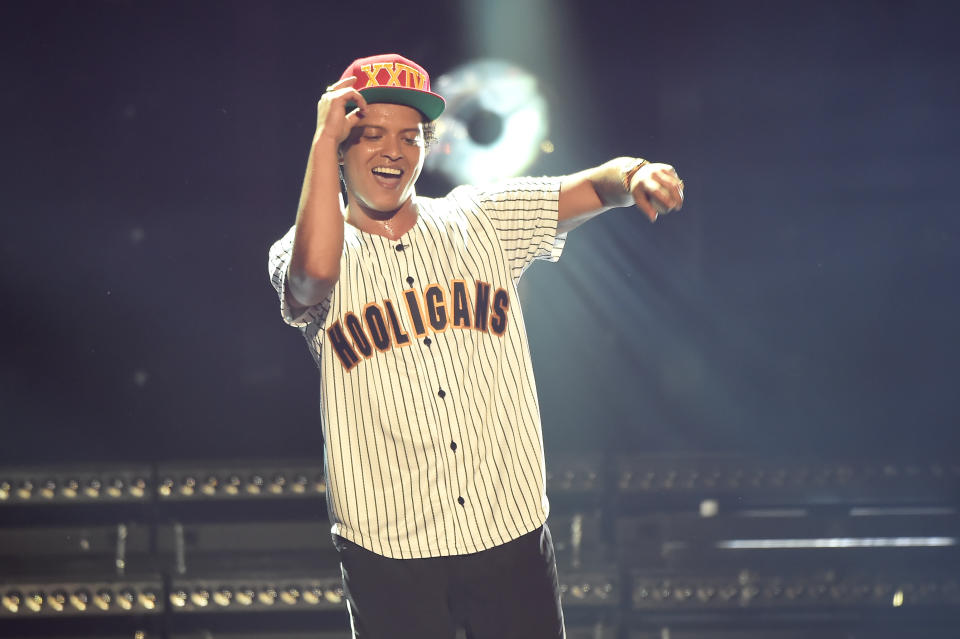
[621,158,648,194]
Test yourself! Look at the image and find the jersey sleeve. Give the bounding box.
[267,225,331,328]
[468,176,566,282]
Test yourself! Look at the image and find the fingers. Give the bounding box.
[631,163,685,222]
[648,171,684,211]
[633,191,660,222]
[314,78,369,143]
[325,76,357,92]
[320,83,368,113]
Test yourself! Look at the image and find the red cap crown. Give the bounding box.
[339,53,445,121]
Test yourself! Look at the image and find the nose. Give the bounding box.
[381,136,402,160]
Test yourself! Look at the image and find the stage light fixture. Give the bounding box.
[201,475,219,496]
[279,586,300,605]
[84,478,102,498]
[268,473,286,494]
[25,591,43,612]
[213,588,232,607]
[61,478,80,498]
[257,586,278,606]
[48,590,67,612]
[17,480,34,500]
[129,477,147,498]
[179,476,197,497]
[40,479,56,499]
[106,477,125,497]
[189,589,210,608]
[425,59,549,185]
[3,591,22,613]
[234,587,255,606]
[323,586,343,605]
[246,475,264,495]
[302,585,322,605]
[225,474,242,495]
[291,474,309,494]
[69,589,89,612]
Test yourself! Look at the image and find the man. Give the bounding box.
[268,53,684,638]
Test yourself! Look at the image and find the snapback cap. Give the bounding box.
[339,53,445,121]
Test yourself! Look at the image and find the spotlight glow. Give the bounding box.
[426,59,548,186]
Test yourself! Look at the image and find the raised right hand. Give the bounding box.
[313,76,368,145]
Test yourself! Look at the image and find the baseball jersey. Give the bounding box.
[268,176,565,559]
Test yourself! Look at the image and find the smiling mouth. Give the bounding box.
[372,166,403,179]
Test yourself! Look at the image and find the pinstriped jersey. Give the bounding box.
[268,177,565,559]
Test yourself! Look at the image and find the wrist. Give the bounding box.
[620,157,649,194]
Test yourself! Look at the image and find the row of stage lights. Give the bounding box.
[167,582,343,612]
[633,576,960,609]
[2,459,957,504]
[0,469,326,504]
[616,460,960,494]
[1,584,160,616]
[522,458,960,496]
[0,575,617,617]
[0,477,149,502]
[156,472,326,499]
[0,580,344,618]
[558,573,618,606]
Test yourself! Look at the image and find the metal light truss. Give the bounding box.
[0,579,163,617]
[615,510,960,574]
[154,521,338,575]
[615,455,960,504]
[0,466,152,505]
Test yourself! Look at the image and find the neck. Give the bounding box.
[345,194,418,241]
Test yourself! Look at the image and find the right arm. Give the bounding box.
[286,77,367,307]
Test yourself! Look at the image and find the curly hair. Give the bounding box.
[422,120,438,149]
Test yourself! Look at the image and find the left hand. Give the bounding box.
[629,163,684,222]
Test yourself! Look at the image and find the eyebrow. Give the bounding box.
[361,125,422,134]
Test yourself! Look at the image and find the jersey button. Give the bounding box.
[438,388,446,399]
[424,337,432,347]
[457,496,465,506]
[406,276,414,286]
[450,441,457,452]
[395,243,405,251]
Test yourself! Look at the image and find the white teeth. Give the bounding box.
[372,167,402,177]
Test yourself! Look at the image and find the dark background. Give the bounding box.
[2,0,958,466]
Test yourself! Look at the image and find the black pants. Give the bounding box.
[334,524,565,638]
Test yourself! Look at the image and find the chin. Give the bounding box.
[360,196,407,217]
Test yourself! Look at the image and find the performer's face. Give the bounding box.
[341,103,426,217]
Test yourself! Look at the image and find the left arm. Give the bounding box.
[557,156,684,234]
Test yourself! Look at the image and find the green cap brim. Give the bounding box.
[347,86,445,122]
